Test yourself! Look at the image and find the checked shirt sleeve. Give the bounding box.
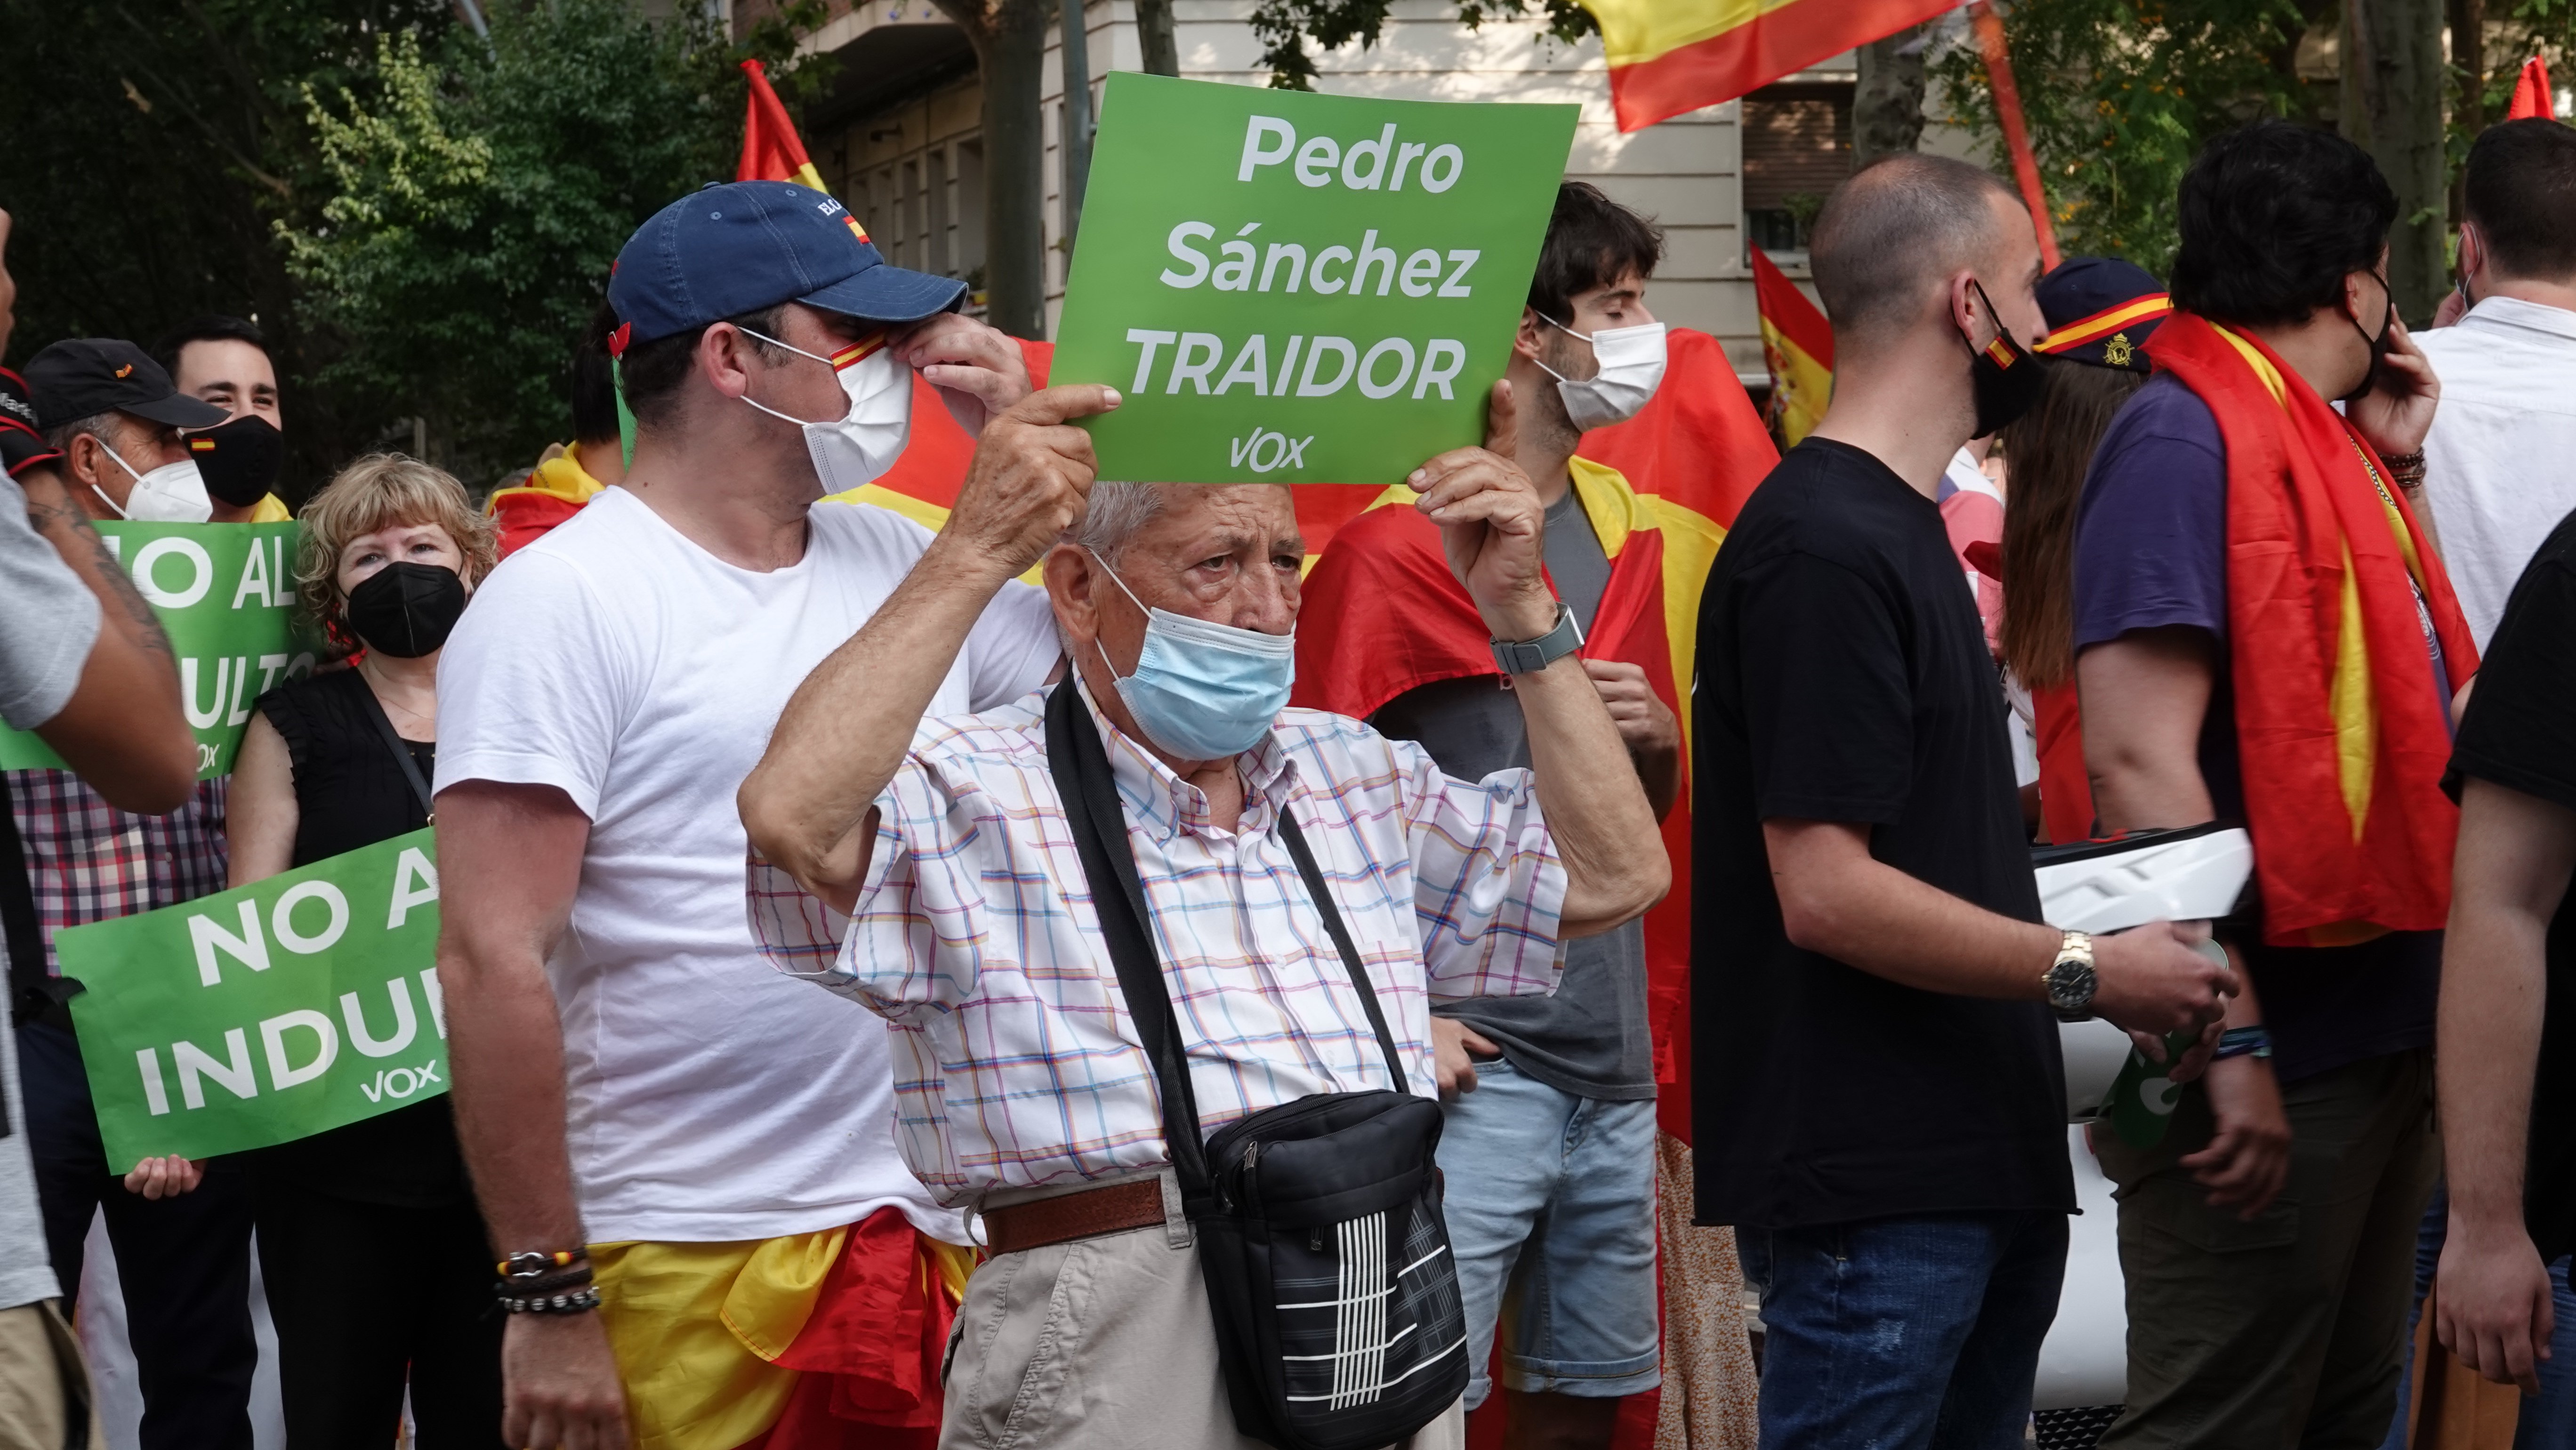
[1391,738,1566,1002]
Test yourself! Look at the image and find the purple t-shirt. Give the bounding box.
[2070,374,2438,1084]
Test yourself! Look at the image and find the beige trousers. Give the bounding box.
[940,1219,1465,1450]
[0,1301,101,1450]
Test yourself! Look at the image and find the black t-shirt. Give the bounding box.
[244,668,466,1209]
[2445,507,2576,1262]
[1690,438,2071,1229]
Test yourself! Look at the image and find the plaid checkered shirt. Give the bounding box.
[6,768,230,973]
[747,681,1567,1205]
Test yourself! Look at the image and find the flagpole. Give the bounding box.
[1061,0,1096,246]
[1967,1,2060,271]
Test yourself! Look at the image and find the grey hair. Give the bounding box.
[1053,481,1174,655]
[43,410,121,459]
[1063,480,1173,567]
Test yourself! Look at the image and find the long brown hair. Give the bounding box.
[1996,363,2146,689]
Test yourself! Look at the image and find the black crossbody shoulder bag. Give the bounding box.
[1042,681,1468,1450]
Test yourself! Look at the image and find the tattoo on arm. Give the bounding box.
[24,483,173,656]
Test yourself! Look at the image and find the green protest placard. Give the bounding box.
[57,830,444,1166]
[0,522,318,779]
[1052,74,1578,485]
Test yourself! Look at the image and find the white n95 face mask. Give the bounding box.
[738,328,914,492]
[96,442,214,524]
[1535,317,1668,430]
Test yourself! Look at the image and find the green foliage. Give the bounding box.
[1929,0,2332,276]
[0,0,828,491]
[275,0,825,483]
[1250,0,1596,91]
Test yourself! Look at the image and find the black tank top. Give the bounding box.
[248,667,465,1206]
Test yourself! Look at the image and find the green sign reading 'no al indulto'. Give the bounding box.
[0,522,320,779]
[1052,75,1577,485]
[58,830,445,1167]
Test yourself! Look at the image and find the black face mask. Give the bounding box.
[187,414,283,508]
[344,562,467,659]
[2339,272,2396,404]
[1962,280,2049,439]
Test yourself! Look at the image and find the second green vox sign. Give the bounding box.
[1052,74,1578,486]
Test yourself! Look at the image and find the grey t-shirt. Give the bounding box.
[1369,490,1654,1100]
[0,472,97,1309]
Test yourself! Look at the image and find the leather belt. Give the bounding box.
[982,1179,1167,1257]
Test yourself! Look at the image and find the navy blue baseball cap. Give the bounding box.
[2034,257,2170,373]
[607,181,968,346]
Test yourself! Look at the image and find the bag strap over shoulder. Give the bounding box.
[351,672,436,821]
[1042,682,1409,1202]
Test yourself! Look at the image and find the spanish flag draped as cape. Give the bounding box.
[1288,328,1776,1142]
[2148,313,2477,946]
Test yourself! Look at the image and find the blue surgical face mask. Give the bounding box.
[1092,555,1296,761]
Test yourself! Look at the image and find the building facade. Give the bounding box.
[759,0,1898,385]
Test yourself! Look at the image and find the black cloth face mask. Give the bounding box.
[2338,271,2397,404]
[344,561,467,659]
[1962,280,2049,439]
[187,414,284,508]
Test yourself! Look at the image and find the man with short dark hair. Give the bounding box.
[486,304,626,557]
[1691,153,2234,1447]
[2413,118,2576,648]
[1294,180,1676,1447]
[2075,120,2472,1447]
[433,180,1080,1450]
[153,315,288,524]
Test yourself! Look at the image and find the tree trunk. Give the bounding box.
[2447,0,2483,223]
[2341,0,2447,325]
[1135,0,1180,76]
[1853,23,1928,170]
[935,0,1055,339]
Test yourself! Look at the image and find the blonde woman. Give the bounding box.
[227,454,504,1448]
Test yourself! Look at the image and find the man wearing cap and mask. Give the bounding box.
[1289,181,1678,1448]
[430,180,1090,1450]
[11,335,260,1449]
[154,315,291,524]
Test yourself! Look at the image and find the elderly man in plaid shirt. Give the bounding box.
[741,377,1669,1450]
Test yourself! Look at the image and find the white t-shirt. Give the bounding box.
[434,487,1059,1242]
[2412,297,2576,649]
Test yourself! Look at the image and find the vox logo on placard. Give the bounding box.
[1051,74,1575,486]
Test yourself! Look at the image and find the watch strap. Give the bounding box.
[1490,603,1583,676]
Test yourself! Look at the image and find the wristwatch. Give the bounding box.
[1490,602,1584,676]
[2043,930,2097,1020]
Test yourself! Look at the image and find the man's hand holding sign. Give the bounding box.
[1052,75,1577,484]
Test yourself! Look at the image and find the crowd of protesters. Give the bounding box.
[0,107,2574,1450]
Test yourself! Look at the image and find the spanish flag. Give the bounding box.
[1751,246,1832,446]
[1580,0,1960,132]
[2510,55,2555,121]
[740,58,829,193]
[2149,313,2477,946]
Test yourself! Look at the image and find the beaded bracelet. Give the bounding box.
[499,1285,602,1316]
[497,1246,590,1283]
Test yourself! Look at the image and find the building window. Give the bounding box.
[1741,82,1853,260]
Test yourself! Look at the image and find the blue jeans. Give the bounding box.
[1435,1055,1661,1410]
[2383,1184,2576,1450]
[1740,1211,2069,1450]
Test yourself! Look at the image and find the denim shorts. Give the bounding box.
[1434,1055,1660,1408]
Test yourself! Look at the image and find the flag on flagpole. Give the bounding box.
[2510,55,2556,121]
[1577,0,1957,133]
[740,58,830,193]
[1751,246,1832,446]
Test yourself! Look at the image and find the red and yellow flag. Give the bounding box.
[2510,55,2556,121]
[1750,246,1832,446]
[740,58,829,193]
[1579,0,1958,132]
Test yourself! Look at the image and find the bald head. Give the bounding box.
[1810,155,2025,348]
